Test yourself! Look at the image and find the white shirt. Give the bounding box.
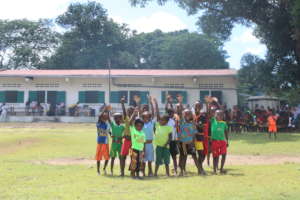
[167,118,177,141]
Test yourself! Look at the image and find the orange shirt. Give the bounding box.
[267,116,277,126]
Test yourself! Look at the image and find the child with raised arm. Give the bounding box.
[141,95,155,176]
[95,107,110,175]
[107,111,125,176]
[165,95,179,175]
[177,109,201,176]
[129,109,146,179]
[211,109,229,174]
[153,98,173,176]
[120,97,134,177]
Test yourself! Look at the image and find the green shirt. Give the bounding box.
[211,117,228,140]
[154,122,173,147]
[130,126,145,151]
[111,122,125,142]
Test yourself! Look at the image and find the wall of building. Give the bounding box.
[0,75,237,115]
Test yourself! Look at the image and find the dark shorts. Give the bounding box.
[129,149,144,172]
[178,142,196,156]
[169,141,179,156]
[156,146,170,165]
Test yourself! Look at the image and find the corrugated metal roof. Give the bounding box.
[0,69,237,77]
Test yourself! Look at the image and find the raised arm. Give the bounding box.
[149,95,155,119]
[165,95,174,112]
[120,96,127,118]
[153,97,160,121]
[129,108,139,126]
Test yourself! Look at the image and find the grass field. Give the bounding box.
[1,123,300,200]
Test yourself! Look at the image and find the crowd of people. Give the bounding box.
[223,104,299,134]
[95,95,230,179]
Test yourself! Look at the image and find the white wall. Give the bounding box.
[0,75,238,114]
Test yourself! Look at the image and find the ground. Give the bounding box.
[0,123,300,200]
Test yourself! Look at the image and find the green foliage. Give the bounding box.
[130,30,228,69]
[130,0,300,89]
[43,1,135,69]
[0,19,59,69]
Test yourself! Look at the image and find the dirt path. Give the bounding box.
[32,154,300,166]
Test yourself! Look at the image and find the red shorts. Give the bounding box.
[268,125,277,133]
[203,137,209,155]
[121,138,131,156]
[95,144,109,161]
[212,140,227,158]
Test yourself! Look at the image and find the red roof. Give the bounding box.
[0,69,237,77]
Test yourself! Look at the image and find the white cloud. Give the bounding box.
[245,46,267,55]
[235,29,259,44]
[112,12,187,33]
[0,0,72,20]
[131,12,187,33]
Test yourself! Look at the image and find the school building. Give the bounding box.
[0,69,237,122]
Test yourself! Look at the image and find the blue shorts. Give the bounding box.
[144,143,154,162]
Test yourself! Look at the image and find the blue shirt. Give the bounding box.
[96,122,109,144]
[143,120,155,140]
[178,120,197,143]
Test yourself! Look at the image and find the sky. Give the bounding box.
[0,0,267,69]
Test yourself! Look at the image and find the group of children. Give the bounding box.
[95,95,229,179]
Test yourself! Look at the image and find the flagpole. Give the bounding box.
[107,44,112,104]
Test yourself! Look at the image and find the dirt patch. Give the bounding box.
[225,155,300,165]
[0,138,41,155]
[32,158,94,166]
[32,155,300,166]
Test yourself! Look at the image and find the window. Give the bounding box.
[47,91,66,105]
[0,91,24,103]
[29,91,45,103]
[161,91,187,104]
[110,91,128,103]
[129,91,149,106]
[200,91,210,103]
[211,91,223,104]
[78,91,105,104]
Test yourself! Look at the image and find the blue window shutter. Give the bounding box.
[211,91,222,104]
[0,91,5,103]
[79,91,85,103]
[17,91,24,103]
[98,91,105,103]
[56,91,66,104]
[110,91,119,103]
[29,91,37,101]
[161,91,166,103]
[140,91,149,105]
[200,91,210,103]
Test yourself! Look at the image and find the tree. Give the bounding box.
[130,30,228,69]
[44,1,136,69]
[0,19,59,69]
[130,0,300,87]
